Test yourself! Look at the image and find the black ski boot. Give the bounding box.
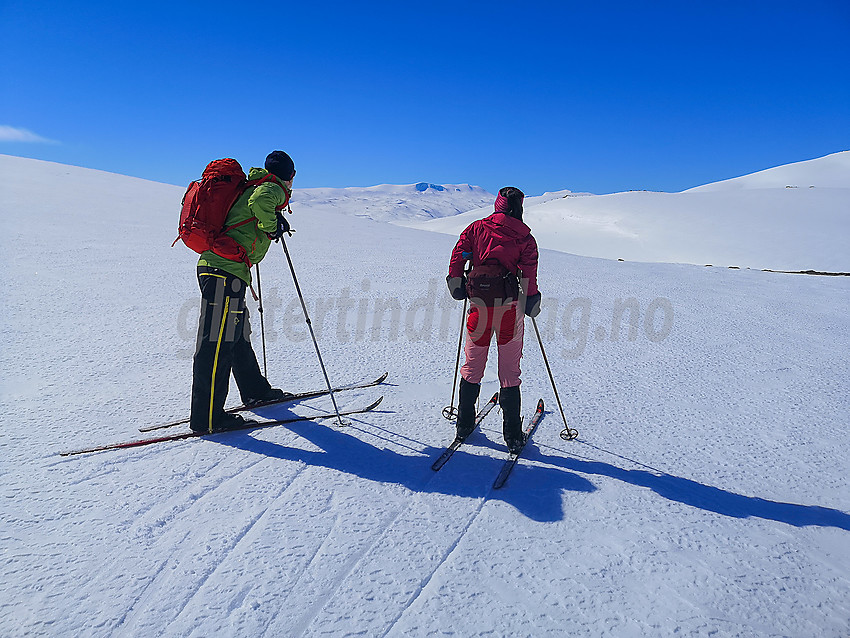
[500,385,525,453]
[244,388,296,407]
[456,377,481,440]
[191,412,258,434]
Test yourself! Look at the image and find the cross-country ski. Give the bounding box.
[493,399,545,489]
[431,392,499,471]
[61,397,384,457]
[139,372,388,431]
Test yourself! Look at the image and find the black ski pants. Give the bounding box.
[190,266,271,432]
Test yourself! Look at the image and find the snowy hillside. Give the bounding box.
[410,151,850,272]
[1,155,849,637]
[685,150,850,192]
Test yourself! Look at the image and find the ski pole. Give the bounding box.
[517,269,577,441]
[443,259,471,421]
[255,262,268,378]
[530,316,578,441]
[442,295,468,421]
[279,235,348,426]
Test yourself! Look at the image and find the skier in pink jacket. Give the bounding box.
[446,187,542,453]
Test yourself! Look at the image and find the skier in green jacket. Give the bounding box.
[190,151,296,433]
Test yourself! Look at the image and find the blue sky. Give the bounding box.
[1,0,848,195]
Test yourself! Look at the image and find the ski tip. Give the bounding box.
[536,398,544,411]
[489,392,500,402]
[376,371,389,383]
[364,396,384,411]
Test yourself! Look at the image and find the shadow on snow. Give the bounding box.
[209,406,850,530]
[535,447,850,530]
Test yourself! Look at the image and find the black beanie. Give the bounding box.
[498,186,525,220]
[264,150,295,181]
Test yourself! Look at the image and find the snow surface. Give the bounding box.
[1,154,849,637]
[408,152,850,273]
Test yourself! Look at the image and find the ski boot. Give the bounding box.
[455,378,481,440]
[244,387,296,407]
[500,385,525,453]
[191,412,257,434]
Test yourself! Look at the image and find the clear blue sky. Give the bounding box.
[1,0,848,195]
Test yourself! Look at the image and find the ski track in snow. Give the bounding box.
[377,493,490,638]
[280,453,498,637]
[111,451,312,635]
[279,497,408,637]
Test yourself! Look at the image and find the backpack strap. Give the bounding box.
[222,217,258,234]
[244,172,292,212]
[219,173,291,265]
[245,173,277,188]
[221,172,287,234]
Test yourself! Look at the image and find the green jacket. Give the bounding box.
[197,167,290,283]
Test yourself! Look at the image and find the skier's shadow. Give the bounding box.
[211,406,850,529]
[210,405,593,522]
[533,447,850,530]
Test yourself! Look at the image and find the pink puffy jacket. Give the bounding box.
[448,212,539,296]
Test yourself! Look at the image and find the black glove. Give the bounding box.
[524,292,542,317]
[267,211,292,241]
[446,275,467,300]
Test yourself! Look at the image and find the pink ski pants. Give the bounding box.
[460,303,525,388]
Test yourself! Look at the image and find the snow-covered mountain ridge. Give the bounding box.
[0,154,497,224]
[7,151,845,272]
[410,151,850,272]
[292,181,495,222]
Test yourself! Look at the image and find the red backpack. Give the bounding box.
[173,158,276,265]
